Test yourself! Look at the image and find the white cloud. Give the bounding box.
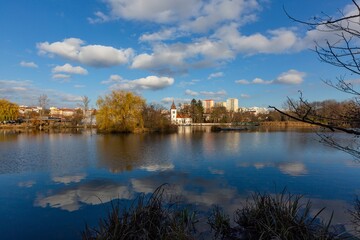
[214,24,299,55]
[200,90,227,97]
[52,63,88,75]
[96,0,260,33]
[253,78,272,84]
[109,75,174,91]
[0,79,83,106]
[20,61,38,68]
[274,69,306,85]
[180,0,260,33]
[88,11,111,24]
[37,38,133,67]
[178,79,198,87]
[235,79,250,84]
[101,74,124,84]
[161,97,192,105]
[161,97,174,103]
[0,80,33,98]
[74,84,85,88]
[185,89,199,96]
[131,39,233,75]
[208,72,224,79]
[140,28,179,42]
[85,0,357,77]
[95,0,201,24]
[235,69,306,85]
[52,74,71,79]
[240,94,250,98]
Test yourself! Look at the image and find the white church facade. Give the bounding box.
[170,102,192,125]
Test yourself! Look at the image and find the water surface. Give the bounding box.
[0,127,359,239]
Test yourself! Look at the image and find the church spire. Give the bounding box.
[171,100,176,110]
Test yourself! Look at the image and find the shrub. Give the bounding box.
[82,185,198,240]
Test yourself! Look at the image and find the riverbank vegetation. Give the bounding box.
[0,99,19,122]
[83,186,350,240]
[96,90,177,133]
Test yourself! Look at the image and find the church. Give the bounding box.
[170,101,192,125]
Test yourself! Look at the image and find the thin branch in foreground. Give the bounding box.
[268,106,360,135]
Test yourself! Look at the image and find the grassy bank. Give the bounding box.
[83,185,354,240]
[260,121,316,128]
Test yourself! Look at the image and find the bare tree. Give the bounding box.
[38,94,49,117]
[81,96,90,114]
[270,1,360,159]
[79,96,91,127]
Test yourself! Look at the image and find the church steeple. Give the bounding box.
[171,101,176,110]
[170,101,177,123]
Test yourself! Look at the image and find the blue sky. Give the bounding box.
[0,0,357,109]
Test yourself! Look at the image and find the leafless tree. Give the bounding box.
[270,1,360,159]
[81,96,90,114]
[38,94,49,117]
[79,96,91,127]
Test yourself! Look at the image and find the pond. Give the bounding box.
[0,127,359,239]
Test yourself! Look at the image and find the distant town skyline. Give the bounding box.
[0,0,356,109]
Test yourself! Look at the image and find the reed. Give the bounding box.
[82,184,198,240]
[84,186,347,240]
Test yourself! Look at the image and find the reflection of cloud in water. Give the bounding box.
[278,163,307,176]
[33,170,356,232]
[35,180,132,212]
[238,161,308,176]
[18,180,36,188]
[132,172,354,232]
[140,163,174,172]
[52,174,87,184]
[208,167,224,175]
[254,163,266,169]
[131,172,246,214]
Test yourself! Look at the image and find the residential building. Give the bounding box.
[226,98,239,112]
[202,99,214,113]
[215,102,227,108]
[50,107,78,117]
[19,105,42,115]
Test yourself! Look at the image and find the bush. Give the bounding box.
[82,185,198,240]
[208,190,339,240]
[84,187,346,240]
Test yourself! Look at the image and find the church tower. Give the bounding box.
[170,101,177,123]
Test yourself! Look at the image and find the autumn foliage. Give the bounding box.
[96,91,145,133]
[0,99,19,122]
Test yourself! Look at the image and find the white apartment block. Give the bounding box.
[215,102,227,108]
[202,99,214,113]
[226,98,239,112]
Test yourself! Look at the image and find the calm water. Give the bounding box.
[0,127,359,239]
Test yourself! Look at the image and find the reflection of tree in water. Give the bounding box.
[0,130,19,142]
[96,134,173,173]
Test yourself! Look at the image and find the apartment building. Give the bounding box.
[202,99,214,113]
[226,98,239,112]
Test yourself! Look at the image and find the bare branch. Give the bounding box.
[268,105,360,135]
